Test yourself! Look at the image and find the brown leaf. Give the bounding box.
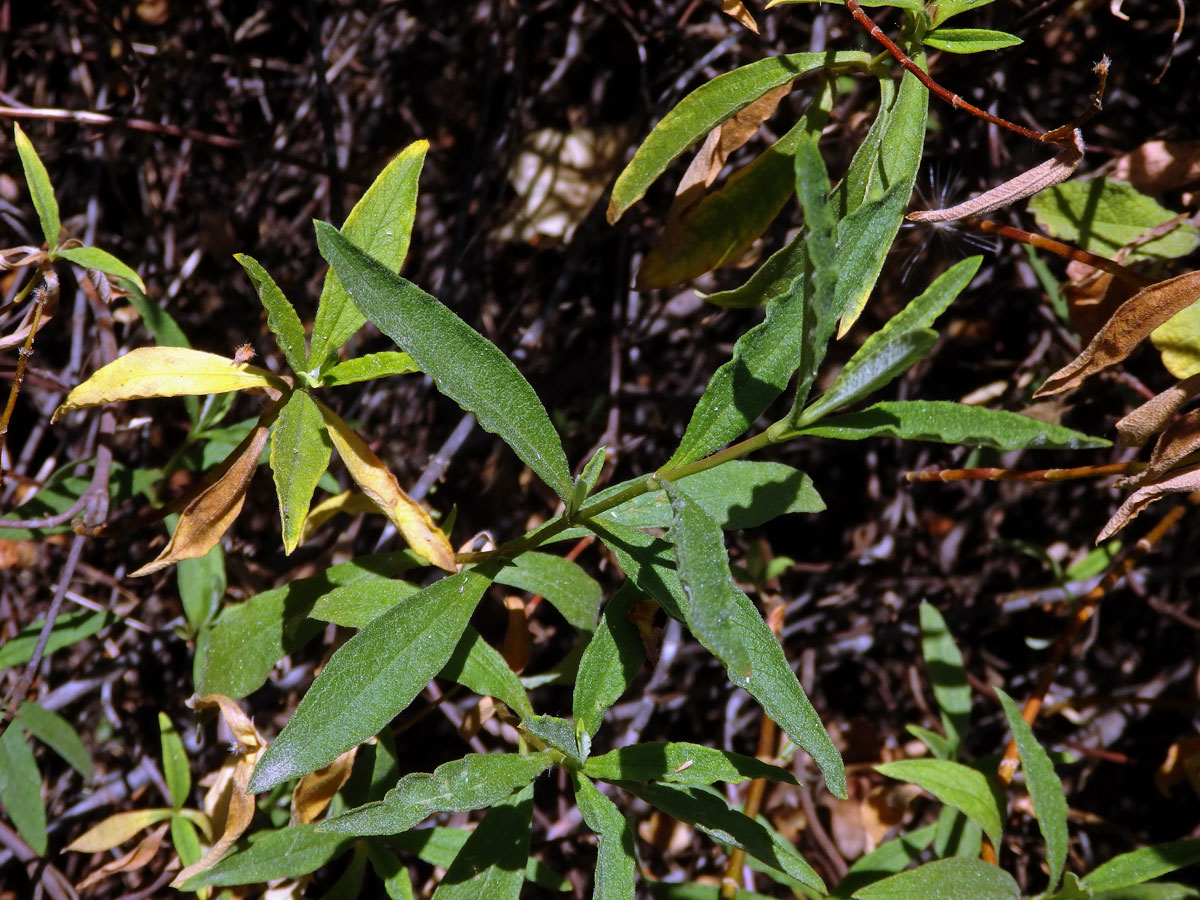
[1097,462,1200,541]
[500,594,531,674]
[290,747,357,826]
[66,809,174,853]
[76,823,169,891]
[1105,140,1200,194]
[1117,372,1200,448]
[1136,408,1200,483]
[1035,270,1200,397]
[130,422,270,577]
[721,0,759,33]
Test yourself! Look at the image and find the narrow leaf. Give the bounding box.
[875,758,1004,848]
[995,688,1069,891]
[584,742,797,786]
[430,783,534,900]
[236,254,309,375]
[0,726,47,855]
[1098,462,1200,541]
[16,701,93,780]
[14,123,60,246]
[54,347,285,421]
[0,610,114,671]
[320,351,418,386]
[495,551,602,632]
[271,390,333,554]
[702,227,806,308]
[249,566,497,792]
[571,445,607,515]
[832,823,938,899]
[391,826,570,891]
[179,824,351,889]
[852,857,1019,900]
[442,627,535,720]
[792,400,1111,450]
[58,246,146,292]
[1117,373,1200,448]
[923,28,1022,53]
[524,715,583,761]
[573,586,645,754]
[573,774,637,900]
[310,140,428,370]
[177,542,225,634]
[930,0,999,27]
[317,400,455,571]
[919,601,971,755]
[158,713,191,809]
[315,222,574,502]
[1082,840,1200,894]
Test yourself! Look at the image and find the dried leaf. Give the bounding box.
[53,347,285,422]
[1116,372,1200,448]
[721,0,759,33]
[76,823,169,891]
[130,423,270,577]
[1105,140,1200,194]
[65,808,174,853]
[1035,270,1200,397]
[1098,462,1200,541]
[908,130,1083,223]
[500,594,531,674]
[299,490,379,543]
[1137,408,1200,483]
[316,400,456,572]
[290,747,357,825]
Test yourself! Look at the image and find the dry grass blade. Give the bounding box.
[1035,270,1200,397]
[1098,463,1200,540]
[1117,372,1200,447]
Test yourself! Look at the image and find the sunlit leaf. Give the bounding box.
[320,351,419,386]
[875,758,1004,847]
[573,586,644,755]
[180,824,351,889]
[291,747,357,825]
[271,390,333,555]
[852,857,1019,900]
[236,254,309,376]
[58,246,146,292]
[16,700,93,781]
[1082,839,1200,894]
[430,783,533,900]
[14,123,60,247]
[66,808,174,852]
[1151,300,1200,379]
[158,713,190,809]
[573,773,637,900]
[922,28,1022,53]
[584,742,797,786]
[918,602,970,756]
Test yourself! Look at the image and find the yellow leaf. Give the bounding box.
[65,808,174,852]
[130,424,270,577]
[54,346,287,421]
[289,747,357,825]
[316,400,456,572]
[300,490,379,544]
[721,0,759,33]
[76,823,169,891]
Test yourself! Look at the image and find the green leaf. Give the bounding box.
[367,844,415,900]
[316,222,574,502]
[322,841,369,900]
[193,550,419,698]
[15,701,93,780]
[919,601,971,756]
[524,715,582,762]
[570,445,607,515]
[930,0,999,28]
[600,461,823,531]
[270,390,332,554]
[573,586,645,755]
[1095,885,1200,900]
[584,742,797,786]
[852,857,1019,900]
[125,291,191,349]
[0,609,115,671]
[1029,179,1200,264]
[702,227,807,309]
[57,246,146,292]
[442,627,534,720]
[320,351,419,386]
[170,814,204,869]
[180,823,352,889]
[431,783,533,900]
[320,752,553,837]
[923,27,1022,53]
[875,758,1004,848]
[391,826,570,891]
[158,713,191,809]
[832,75,896,218]
[995,688,1068,891]
[176,534,226,635]
[1151,300,1200,379]
[607,52,872,223]
[647,886,775,900]
[307,579,420,628]
[793,400,1112,449]
[235,254,309,376]
[250,566,497,791]
[619,782,825,895]
[310,141,428,371]
[14,123,60,247]
[594,521,845,797]
[833,67,928,331]
[0,726,46,855]
[908,723,957,760]
[1082,840,1200,894]
[832,823,938,898]
[573,773,637,900]
[933,804,983,859]
[796,329,938,427]
[769,0,925,9]
[496,551,601,632]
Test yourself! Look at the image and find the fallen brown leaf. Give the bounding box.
[1117,372,1200,448]
[1097,462,1200,541]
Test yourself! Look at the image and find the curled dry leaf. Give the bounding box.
[65,808,175,853]
[290,747,357,826]
[1117,372,1200,448]
[76,823,170,892]
[1098,462,1200,541]
[53,346,286,422]
[316,400,456,572]
[908,129,1083,224]
[1035,270,1200,397]
[1104,139,1200,194]
[1135,408,1200,484]
[171,695,266,888]
[299,489,378,544]
[721,0,759,33]
[130,423,271,577]
[500,594,532,674]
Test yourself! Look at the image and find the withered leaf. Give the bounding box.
[76,823,169,891]
[1035,270,1200,397]
[131,423,270,577]
[1098,461,1200,541]
[65,809,174,853]
[721,0,759,33]
[290,747,357,826]
[1116,372,1200,448]
[1137,408,1200,483]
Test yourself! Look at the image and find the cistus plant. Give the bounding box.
[4,0,1200,898]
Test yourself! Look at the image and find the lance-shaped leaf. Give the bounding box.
[851,857,1019,900]
[18,701,93,781]
[316,222,574,503]
[389,827,568,891]
[919,602,971,757]
[1098,462,1200,541]
[792,400,1111,450]
[573,586,644,756]
[270,390,332,554]
[320,351,418,387]
[1081,839,1200,894]
[832,74,896,218]
[1036,271,1200,397]
[922,28,1022,53]
[250,566,497,792]
[875,759,1004,848]
[57,246,146,292]
[572,774,637,900]
[179,824,351,889]
[316,399,454,571]
[584,742,797,787]
[929,0,999,27]
[495,551,602,632]
[0,726,46,855]
[132,423,270,577]
[236,254,309,375]
[430,783,533,900]
[570,445,607,515]
[310,140,428,371]
[607,51,871,223]
[442,627,534,720]
[54,347,286,421]
[995,688,1068,892]
[832,823,938,899]
[703,227,807,309]
[319,751,553,837]
[14,123,59,247]
[618,782,825,895]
